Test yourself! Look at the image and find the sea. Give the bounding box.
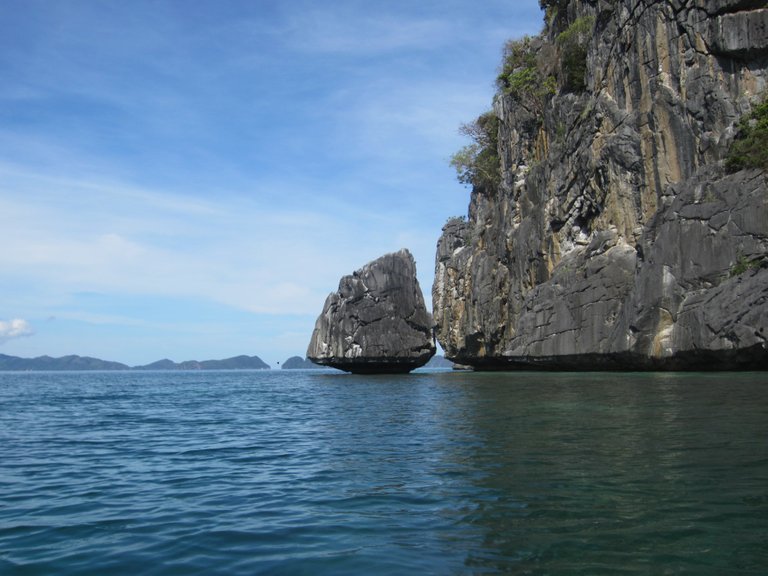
[1,369,766,575]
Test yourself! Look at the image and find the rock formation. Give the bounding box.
[307,249,435,373]
[433,0,768,370]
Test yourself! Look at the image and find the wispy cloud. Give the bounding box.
[0,0,545,362]
[0,163,411,317]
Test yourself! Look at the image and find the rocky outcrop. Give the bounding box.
[307,249,435,373]
[433,0,768,370]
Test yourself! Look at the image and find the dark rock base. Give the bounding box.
[311,356,432,374]
[451,345,768,372]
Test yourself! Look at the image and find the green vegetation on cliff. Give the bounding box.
[556,16,594,93]
[730,253,763,277]
[449,111,501,190]
[538,0,569,28]
[496,15,592,100]
[726,94,768,172]
[450,9,594,189]
[496,36,555,112]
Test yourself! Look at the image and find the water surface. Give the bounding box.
[1,370,766,574]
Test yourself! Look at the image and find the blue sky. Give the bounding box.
[0,0,544,367]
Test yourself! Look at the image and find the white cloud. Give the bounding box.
[0,319,34,343]
[0,165,414,317]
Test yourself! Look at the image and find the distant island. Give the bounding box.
[0,354,270,371]
[281,356,325,369]
[134,355,270,370]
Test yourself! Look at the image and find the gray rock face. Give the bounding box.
[433,0,768,370]
[710,7,768,58]
[308,249,435,373]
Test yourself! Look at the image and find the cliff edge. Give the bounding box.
[434,0,768,370]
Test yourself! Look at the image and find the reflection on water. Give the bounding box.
[443,372,768,573]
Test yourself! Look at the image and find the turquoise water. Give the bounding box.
[1,370,766,575]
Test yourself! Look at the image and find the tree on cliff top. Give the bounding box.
[538,0,567,8]
[538,0,569,14]
[449,111,501,190]
[539,0,570,30]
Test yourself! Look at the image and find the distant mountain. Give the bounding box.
[0,354,129,371]
[0,354,270,371]
[134,359,178,370]
[133,355,270,370]
[281,356,324,369]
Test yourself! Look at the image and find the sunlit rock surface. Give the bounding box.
[308,249,435,374]
[433,0,768,370]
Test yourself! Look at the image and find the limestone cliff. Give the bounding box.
[434,0,768,370]
[308,249,435,374]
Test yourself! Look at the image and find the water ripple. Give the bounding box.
[1,370,767,574]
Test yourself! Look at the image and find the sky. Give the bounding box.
[0,0,544,367]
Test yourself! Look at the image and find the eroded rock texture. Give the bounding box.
[308,249,435,373]
[434,0,768,370]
